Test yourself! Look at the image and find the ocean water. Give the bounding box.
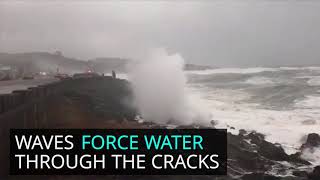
[186,67,320,165]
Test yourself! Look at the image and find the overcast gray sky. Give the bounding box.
[1,0,320,67]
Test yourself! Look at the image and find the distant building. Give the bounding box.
[0,64,18,80]
[54,51,63,56]
[0,64,11,71]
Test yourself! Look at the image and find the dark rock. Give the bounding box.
[288,153,311,165]
[247,131,265,141]
[226,129,314,179]
[62,78,137,121]
[308,166,320,180]
[292,170,308,177]
[241,173,304,180]
[239,129,247,136]
[241,173,281,180]
[247,132,288,161]
[210,120,217,126]
[227,133,273,172]
[245,132,310,165]
[258,140,288,161]
[301,133,320,149]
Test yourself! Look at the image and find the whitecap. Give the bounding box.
[244,76,275,85]
[186,67,277,75]
[307,76,320,86]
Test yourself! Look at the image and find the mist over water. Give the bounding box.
[128,49,210,125]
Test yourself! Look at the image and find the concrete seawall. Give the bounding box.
[0,79,65,127]
[0,76,136,178]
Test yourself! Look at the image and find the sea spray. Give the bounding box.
[128,49,210,125]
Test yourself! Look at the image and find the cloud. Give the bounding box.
[1,1,320,66]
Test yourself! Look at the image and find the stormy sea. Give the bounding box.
[186,67,320,166]
[123,50,320,178]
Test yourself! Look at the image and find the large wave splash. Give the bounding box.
[128,49,210,125]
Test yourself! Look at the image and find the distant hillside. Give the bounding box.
[0,52,87,75]
[184,64,213,71]
[0,52,212,77]
[89,57,129,73]
[90,58,212,72]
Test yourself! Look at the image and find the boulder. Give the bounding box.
[292,170,308,178]
[301,133,320,149]
[241,173,281,180]
[246,132,310,165]
[308,166,320,180]
[247,132,289,161]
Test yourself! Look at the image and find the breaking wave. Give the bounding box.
[307,76,320,86]
[186,67,277,75]
[185,66,320,165]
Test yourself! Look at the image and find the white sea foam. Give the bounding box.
[301,148,320,165]
[186,85,320,159]
[307,76,320,86]
[296,76,320,86]
[128,65,320,165]
[304,67,320,71]
[187,66,320,76]
[295,96,320,109]
[116,73,128,80]
[128,49,210,125]
[245,76,275,85]
[185,67,320,165]
[187,67,277,75]
[280,66,320,71]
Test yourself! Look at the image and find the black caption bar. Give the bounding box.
[10,129,227,175]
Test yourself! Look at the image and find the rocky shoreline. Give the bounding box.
[8,77,318,180]
[61,78,320,180]
[226,130,319,180]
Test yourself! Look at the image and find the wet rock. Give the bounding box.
[245,132,310,165]
[301,133,320,149]
[308,166,320,180]
[288,152,311,165]
[226,129,313,179]
[247,132,289,161]
[241,173,306,180]
[292,170,308,178]
[238,129,247,136]
[241,173,281,180]
[210,120,218,126]
[227,133,273,172]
